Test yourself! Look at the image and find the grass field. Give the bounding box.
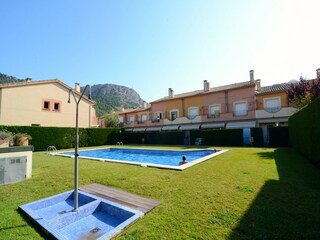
[0,146,319,239]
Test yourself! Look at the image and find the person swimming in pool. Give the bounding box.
[179,155,187,165]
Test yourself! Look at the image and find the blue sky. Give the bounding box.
[1,0,320,102]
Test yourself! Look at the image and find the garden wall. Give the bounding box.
[289,97,320,166]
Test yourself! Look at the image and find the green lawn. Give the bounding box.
[0,146,320,239]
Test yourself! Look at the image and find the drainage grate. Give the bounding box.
[58,210,67,215]
[90,227,101,234]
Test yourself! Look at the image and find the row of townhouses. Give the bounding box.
[0,79,98,128]
[117,69,319,143]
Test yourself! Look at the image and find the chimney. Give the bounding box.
[26,77,32,83]
[203,80,210,92]
[168,88,174,98]
[249,70,254,82]
[256,79,261,91]
[316,68,320,79]
[143,101,147,108]
[75,82,80,92]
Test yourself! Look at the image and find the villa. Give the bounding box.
[0,78,98,128]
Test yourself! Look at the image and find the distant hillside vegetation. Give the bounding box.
[0,72,23,84]
[0,72,145,117]
[88,84,145,116]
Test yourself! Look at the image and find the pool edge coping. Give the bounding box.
[54,148,229,171]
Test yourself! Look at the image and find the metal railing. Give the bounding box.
[264,107,281,113]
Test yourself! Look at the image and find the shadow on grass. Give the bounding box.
[16,208,51,239]
[255,151,274,160]
[229,148,320,239]
[0,224,27,231]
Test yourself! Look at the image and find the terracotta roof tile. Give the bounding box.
[119,106,151,114]
[0,79,95,104]
[151,81,256,103]
[256,83,291,95]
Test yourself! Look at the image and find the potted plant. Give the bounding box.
[0,131,13,148]
[14,133,32,146]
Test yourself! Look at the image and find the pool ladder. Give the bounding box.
[47,146,57,155]
[116,142,123,146]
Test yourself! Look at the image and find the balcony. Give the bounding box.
[233,110,248,117]
[207,112,221,119]
[264,107,281,113]
[163,115,202,125]
[123,121,134,128]
[255,107,297,119]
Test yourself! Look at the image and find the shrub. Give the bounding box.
[289,97,320,166]
[0,131,13,145]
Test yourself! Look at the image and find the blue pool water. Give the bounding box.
[59,148,215,167]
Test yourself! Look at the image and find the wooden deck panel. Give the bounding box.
[80,183,161,214]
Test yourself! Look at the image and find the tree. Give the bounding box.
[104,112,119,128]
[287,76,320,108]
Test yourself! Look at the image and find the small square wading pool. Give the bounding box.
[55,148,228,170]
[19,190,144,240]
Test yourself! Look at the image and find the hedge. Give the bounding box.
[123,131,184,145]
[123,129,245,146]
[0,126,121,151]
[269,127,291,147]
[251,127,264,147]
[200,129,243,146]
[289,97,320,166]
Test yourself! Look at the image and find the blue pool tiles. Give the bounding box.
[19,190,144,240]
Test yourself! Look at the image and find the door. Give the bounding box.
[243,128,251,145]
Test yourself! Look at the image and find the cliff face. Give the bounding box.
[87,84,145,116]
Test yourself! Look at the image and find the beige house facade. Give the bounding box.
[0,79,97,128]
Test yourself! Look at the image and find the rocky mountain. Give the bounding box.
[88,84,145,116]
[0,72,145,117]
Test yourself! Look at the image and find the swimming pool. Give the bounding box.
[56,148,228,170]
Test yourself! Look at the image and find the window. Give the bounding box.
[129,116,135,122]
[264,97,281,113]
[43,101,50,110]
[209,104,221,118]
[155,112,162,120]
[118,117,124,123]
[42,99,61,113]
[170,110,179,121]
[54,102,60,111]
[188,107,199,119]
[141,114,147,122]
[234,102,247,116]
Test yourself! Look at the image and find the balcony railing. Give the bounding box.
[233,110,248,116]
[207,112,220,119]
[264,107,281,113]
